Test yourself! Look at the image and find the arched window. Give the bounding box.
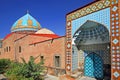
[4,48,6,52]
[19,46,21,53]
[40,56,44,61]
[6,47,8,52]
[9,46,11,52]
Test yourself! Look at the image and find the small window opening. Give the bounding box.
[19,46,21,53]
[55,56,60,67]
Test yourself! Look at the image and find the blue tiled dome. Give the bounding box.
[11,13,41,32]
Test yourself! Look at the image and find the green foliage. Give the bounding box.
[5,62,22,79]
[19,56,45,80]
[0,59,11,74]
[5,56,45,80]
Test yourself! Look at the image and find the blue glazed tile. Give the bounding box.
[72,8,110,36]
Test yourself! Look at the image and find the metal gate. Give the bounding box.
[84,53,103,79]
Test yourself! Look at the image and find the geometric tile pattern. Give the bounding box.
[84,53,103,79]
[112,6,118,12]
[84,56,94,77]
[66,0,110,72]
[66,20,72,71]
[67,0,110,21]
[83,45,110,65]
[113,71,119,78]
[110,0,119,79]
[72,8,110,36]
[66,1,120,80]
[72,45,78,71]
[112,38,119,44]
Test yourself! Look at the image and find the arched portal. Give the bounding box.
[84,52,103,79]
[72,20,111,79]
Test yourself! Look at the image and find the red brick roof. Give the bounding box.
[29,34,59,38]
[29,36,65,45]
[3,32,60,43]
[3,32,14,40]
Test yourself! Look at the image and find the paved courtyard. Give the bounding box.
[0,74,97,80]
[78,76,96,80]
[44,74,59,80]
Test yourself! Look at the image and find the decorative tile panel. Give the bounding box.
[72,8,110,36]
[112,6,118,12]
[110,0,120,79]
[112,38,118,44]
[113,71,119,78]
[67,0,110,21]
[66,1,120,80]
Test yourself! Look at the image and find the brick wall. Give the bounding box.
[0,32,66,70]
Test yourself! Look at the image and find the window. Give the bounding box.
[40,56,44,61]
[6,47,8,52]
[9,46,10,52]
[55,56,60,67]
[0,41,2,48]
[4,48,6,52]
[40,56,44,64]
[19,46,21,53]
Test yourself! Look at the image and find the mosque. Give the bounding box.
[0,13,66,75]
[0,0,120,80]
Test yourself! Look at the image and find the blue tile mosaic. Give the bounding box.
[72,45,78,71]
[72,8,110,36]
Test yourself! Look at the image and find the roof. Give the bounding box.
[3,32,14,41]
[29,36,65,45]
[29,34,59,38]
[11,13,41,32]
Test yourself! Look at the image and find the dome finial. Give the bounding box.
[27,10,29,14]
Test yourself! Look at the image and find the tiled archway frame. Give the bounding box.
[66,0,120,79]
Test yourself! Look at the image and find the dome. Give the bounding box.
[73,20,109,45]
[35,28,55,34]
[11,13,41,32]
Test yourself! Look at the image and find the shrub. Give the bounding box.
[0,59,11,74]
[5,62,22,79]
[18,56,45,80]
[5,56,46,80]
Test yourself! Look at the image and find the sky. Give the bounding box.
[0,0,94,39]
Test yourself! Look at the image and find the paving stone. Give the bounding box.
[0,74,8,80]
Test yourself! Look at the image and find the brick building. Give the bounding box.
[0,13,66,75]
[1,0,120,79]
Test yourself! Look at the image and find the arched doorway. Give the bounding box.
[84,52,103,79]
[72,20,111,79]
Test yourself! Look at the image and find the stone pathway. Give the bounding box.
[0,74,96,80]
[44,74,59,80]
[0,74,8,80]
[45,74,75,80]
[78,76,96,80]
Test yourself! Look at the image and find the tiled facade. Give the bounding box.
[66,0,120,79]
[72,45,78,71]
[72,8,110,36]
[0,0,120,79]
